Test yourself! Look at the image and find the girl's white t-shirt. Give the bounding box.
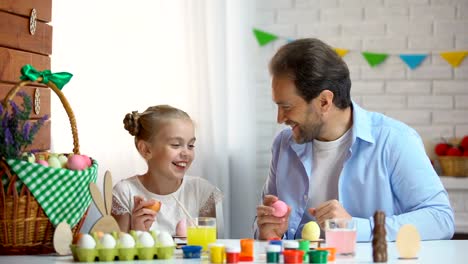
[112,175,222,235]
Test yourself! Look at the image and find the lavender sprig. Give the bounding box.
[22,122,31,141]
[0,93,48,159]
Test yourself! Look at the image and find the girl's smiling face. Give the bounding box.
[145,118,195,181]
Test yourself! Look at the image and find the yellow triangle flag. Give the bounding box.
[440,51,468,68]
[334,48,349,58]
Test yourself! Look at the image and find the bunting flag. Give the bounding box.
[440,51,468,68]
[334,48,349,58]
[252,28,467,69]
[399,54,427,69]
[362,52,388,67]
[253,28,278,46]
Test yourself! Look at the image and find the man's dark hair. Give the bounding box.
[269,38,352,109]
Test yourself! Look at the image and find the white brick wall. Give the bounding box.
[253,0,468,229]
[277,10,319,24]
[387,21,432,36]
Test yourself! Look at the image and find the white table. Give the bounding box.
[1,239,467,263]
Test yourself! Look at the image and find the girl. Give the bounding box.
[111,105,222,235]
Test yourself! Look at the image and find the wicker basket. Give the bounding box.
[438,156,468,177]
[0,76,91,254]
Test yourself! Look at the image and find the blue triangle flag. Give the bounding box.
[399,54,428,69]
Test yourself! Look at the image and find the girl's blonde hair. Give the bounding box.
[123,105,191,145]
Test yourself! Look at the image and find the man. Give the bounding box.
[255,38,454,242]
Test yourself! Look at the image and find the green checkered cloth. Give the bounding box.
[5,158,98,228]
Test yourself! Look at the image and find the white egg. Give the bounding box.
[77,234,96,249]
[119,233,136,248]
[157,231,174,246]
[135,230,143,237]
[139,232,155,247]
[100,234,116,249]
[151,229,161,237]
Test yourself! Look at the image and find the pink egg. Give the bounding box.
[176,219,187,237]
[82,155,92,167]
[37,160,48,166]
[272,200,288,217]
[67,155,88,170]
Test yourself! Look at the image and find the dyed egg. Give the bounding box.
[119,233,135,248]
[176,219,187,237]
[58,154,68,168]
[144,200,162,212]
[67,155,88,170]
[271,200,288,217]
[139,232,155,247]
[37,159,48,166]
[48,156,61,168]
[21,152,35,163]
[82,154,92,167]
[77,234,96,249]
[100,233,116,249]
[158,231,174,246]
[302,221,320,241]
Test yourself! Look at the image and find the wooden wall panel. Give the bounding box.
[0,11,52,55]
[0,83,51,119]
[0,47,50,84]
[0,0,52,22]
[25,120,51,151]
[0,0,52,155]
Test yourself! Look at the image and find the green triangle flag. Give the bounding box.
[362,52,389,67]
[253,28,278,46]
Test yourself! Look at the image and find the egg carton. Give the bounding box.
[70,231,176,262]
[70,244,175,262]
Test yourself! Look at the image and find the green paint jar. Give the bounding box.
[266,244,281,263]
[299,239,310,262]
[308,249,328,263]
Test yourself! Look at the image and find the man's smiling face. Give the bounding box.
[272,75,323,144]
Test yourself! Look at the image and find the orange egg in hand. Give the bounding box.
[144,200,161,212]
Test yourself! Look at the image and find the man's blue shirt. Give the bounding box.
[258,102,454,241]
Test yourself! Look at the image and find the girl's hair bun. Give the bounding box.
[123,111,140,136]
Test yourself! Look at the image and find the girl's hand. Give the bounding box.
[131,196,157,231]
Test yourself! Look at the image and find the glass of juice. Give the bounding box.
[187,217,217,251]
[325,218,357,256]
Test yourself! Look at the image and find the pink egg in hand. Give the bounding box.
[176,219,187,237]
[67,155,88,170]
[271,200,288,217]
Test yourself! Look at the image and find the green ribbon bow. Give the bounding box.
[20,64,73,90]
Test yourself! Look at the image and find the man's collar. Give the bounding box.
[351,101,374,144]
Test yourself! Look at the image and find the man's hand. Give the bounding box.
[131,196,157,231]
[309,199,351,229]
[256,195,291,240]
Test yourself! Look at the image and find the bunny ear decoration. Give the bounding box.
[89,170,120,234]
[89,182,107,216]
[104,171,113,215]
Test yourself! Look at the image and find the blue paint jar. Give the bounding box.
[181,245,203,259]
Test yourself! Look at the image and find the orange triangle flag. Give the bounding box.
[440,51,468,68]
[334,48,349,58]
